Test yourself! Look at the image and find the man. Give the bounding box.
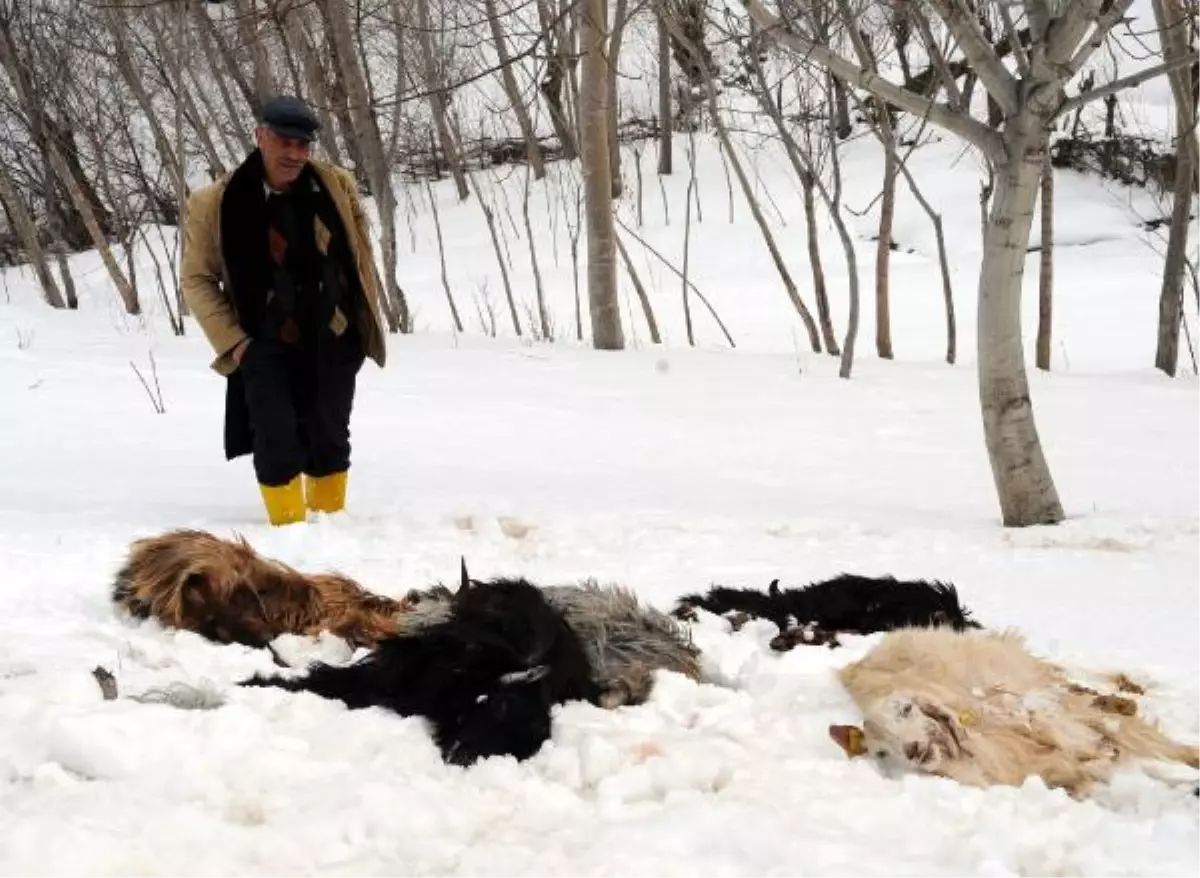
[180,94,388,526]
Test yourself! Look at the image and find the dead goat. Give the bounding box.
[830,626,1199,799]
[401,577,703,709]
[110,528,408,650]
[110,529,701,713]
[674,573,981,643]
[241,563,601,766]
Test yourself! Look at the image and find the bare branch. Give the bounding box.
[926,0,1018,112]
[742,0,1005,162]
[912,12,965,107]
[997,1,1031,78]
[1061,0,1137,79]
[1046,0,1105,66]
[1054,51,1199,117]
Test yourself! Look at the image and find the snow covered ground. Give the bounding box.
[0,124,1197,875]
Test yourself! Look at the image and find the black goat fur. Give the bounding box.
[673,573,981,635]
[241,563,602,766]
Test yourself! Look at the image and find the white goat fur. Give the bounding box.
[838,627,1199,798]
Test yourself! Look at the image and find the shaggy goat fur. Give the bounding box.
[674,574,981,636]
[401,579,703,708]
[833,626,1199,798]
[111,530,699,711]
[111,529,406,649]
[241,570,601,766]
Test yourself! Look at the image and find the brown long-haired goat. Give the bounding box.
[830,627,1199,799]
[111,529,406,649]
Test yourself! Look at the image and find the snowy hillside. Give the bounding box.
[1,307,1197,873]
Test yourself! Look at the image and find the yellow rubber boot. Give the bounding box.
[259,476,307,525]
[305,471,347,513]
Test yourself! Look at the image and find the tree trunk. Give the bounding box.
[895,155,956,365]
[416,0,471,200]
[536,0,579,159]
[1152,0,1198,377]
[200,4,262,118]
[48,146,139,315]
[192,1,255,153]
[319,0,408,331]
[235,0,276,105]
[616,233,661,343]
[106,7,185,199]
[695,54,821,351]
[44,114,112,247]
[1036,152,1053,371]
[802,172,840,355]
[314,5,369,180]
[485,0,546,179]
[284,4,344,165]
[153,9,225,177]
[978,118,1064,526]
[607,0,630,197]
[581,0,625,349]
[827,106,860,379]
[875,105,897,359]
[657,13,673,174]
[521,165,550,338]
[180,50,237,170]
[425,181,465,332]
[0,163,65,308]
[743,42,837,355]
[831,76,852,139]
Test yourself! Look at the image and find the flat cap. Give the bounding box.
[260,94,320,141]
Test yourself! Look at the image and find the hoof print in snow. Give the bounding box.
[498,516,535,541]
[452,514,477,533]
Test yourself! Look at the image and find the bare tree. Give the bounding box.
[536,0,579,158]
[318,0,408,332]
[580,0,625,349]
[745,0,1197,525]
[0,162,64,308]
[1152,0,1199,377]
[415,0,471,200]
[663,8,823,352]
[485,0,546,178]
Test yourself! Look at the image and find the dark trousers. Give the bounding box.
[239,329,365,487]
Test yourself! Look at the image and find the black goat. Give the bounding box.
[241,562,602,766]
[673,573,981,636]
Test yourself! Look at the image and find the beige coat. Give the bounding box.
[180,159,388,376]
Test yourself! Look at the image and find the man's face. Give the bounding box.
[256,126,311,188]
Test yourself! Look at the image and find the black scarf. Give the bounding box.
[219,149,356,345]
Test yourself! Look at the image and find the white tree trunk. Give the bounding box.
[977,116,1064,526]
[580,0,624,349]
